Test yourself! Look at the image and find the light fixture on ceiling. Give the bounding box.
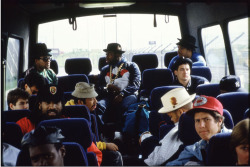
[79,2,135,9]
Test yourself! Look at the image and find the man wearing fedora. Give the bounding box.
[172,57,209,94]
[65,82,123,166]
[96,43,141,137]
[139,87,195,166]
[24,43,57,85]
[166,95,231,166]
[168,35,206,70]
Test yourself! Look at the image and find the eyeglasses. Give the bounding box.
[39,57,51,62]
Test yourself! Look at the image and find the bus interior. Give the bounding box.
[2,0,249,166]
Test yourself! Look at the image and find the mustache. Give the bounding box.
[47,109,58,114]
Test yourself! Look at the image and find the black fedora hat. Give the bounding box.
[33,43,52,59]
[103,43,125,53]
[176,35,197,49]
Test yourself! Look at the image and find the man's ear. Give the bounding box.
[60,145,66,157]
[38,102,42,110]
[9,103,15,110]
[174,70,178,76]
[78,100,84,105]
[24,84,28,90]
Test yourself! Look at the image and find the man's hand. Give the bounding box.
[106,143,119,151]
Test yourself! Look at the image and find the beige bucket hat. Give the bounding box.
[72,82,98,98]
[158,87,196,113]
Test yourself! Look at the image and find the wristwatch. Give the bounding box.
[119,92,124,97]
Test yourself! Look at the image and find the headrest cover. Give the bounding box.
[21,126,64,147]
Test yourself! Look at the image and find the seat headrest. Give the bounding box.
[142,69,174,91]
[63,105,91,123]
[132,54,158,72]
[37,118,93,149]
[65,58,92,75]
[178,113,200,145]
[50,59,58,74]
[223,109,234,129]
[164,51,178,68]
[191,66,212,82]
[98,57,107,71]
[196,83,220,98]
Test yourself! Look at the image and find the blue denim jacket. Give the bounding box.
[166,127,232,166]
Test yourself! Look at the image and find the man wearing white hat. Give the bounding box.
[139,87,195,166]
[65,82,123,166]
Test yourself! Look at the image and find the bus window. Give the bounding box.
[5,37,21,110]
[38,14,181,76]
[201,25,229,83]
[228,17,249,92]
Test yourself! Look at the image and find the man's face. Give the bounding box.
[235,144,249,165]
[83,97,97,112]
[35,56,51,71]
[29,144,65,166]
[106,51,120,65]
[177,45,191,58]
[167,110,181,124]
[39,101,63,120]
[25,84,39,95]
[9,98,29,110]
[174,64,191,83]
[194,112,222,141]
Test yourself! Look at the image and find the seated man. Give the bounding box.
[16,84,102,166]
[21,126,66,166]
[23,71,48,95]
[219,75,245,93]
[96,43,141,136]
[65,82,123,166]
[172,57,209,94]
[139,87,195,166]
[168,35,206,70]
[24,43,57,85]
[7,88,30,110]
[166,95,232,166]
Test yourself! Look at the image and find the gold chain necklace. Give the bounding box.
[109,63,124,84]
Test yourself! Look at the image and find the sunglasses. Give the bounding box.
[39,57,51,62]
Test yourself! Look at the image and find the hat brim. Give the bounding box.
[176,38,197,48]
[158,93,196,114]
[103,49,125,53]
[186,108,219,117]
[71,91,98,99]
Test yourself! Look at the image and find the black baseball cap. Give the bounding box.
[37,85,64,103]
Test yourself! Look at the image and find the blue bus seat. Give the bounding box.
[65,58,92,75]
[57,74,89,92]
[206,132,234,166]
[3,122,23,149]
[3,109,31,122]
[50,59,58,75]
[191,66,212,82]
[149,85,182,137]
[217,92,249,124]
[223,109,234,129]
[132,53,158,74]
[195,83,220,98]
[98,56,107,71]
[164,51,178,68]
[17,78,25,89]
[140,68,174,99]
[244,108,249,119]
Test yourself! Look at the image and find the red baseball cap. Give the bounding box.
[187,95,223,116]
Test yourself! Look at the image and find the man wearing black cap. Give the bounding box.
[172,57,209,94]
[24,43,57,85]
[96,43,141,138]
[16,84,65,134]
[168,35,206,70]
[21,126,66,166]
[219,75,245,93]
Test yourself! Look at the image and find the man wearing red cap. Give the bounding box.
[166,95,231,166]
